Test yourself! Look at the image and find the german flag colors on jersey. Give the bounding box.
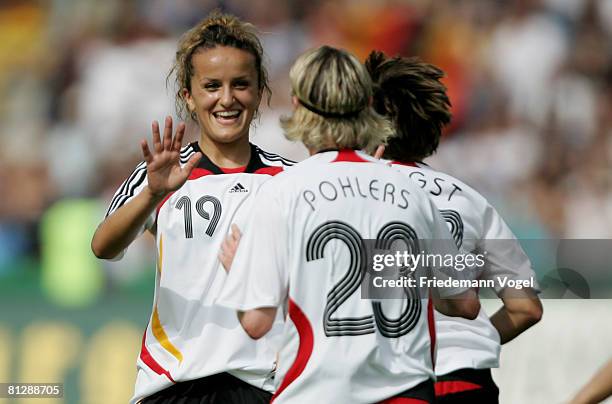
[218,149,464,404]
[105,142,294,403]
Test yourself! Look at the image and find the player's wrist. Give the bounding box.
[569,395,590,404]
[143,185,168,202]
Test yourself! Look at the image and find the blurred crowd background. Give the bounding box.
[2,0,612,279]
[0,0,611,403]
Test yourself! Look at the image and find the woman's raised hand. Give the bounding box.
[140,116,202,197]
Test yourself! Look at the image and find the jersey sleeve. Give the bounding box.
[216,183,289,311]
[477,202,540,294]
[103,161,155,260]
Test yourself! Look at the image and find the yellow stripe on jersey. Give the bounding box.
[152,234,184,363]
[151,307,183,363]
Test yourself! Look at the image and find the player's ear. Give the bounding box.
[373,145,385,160]
[183,88,195,112]
[291,95,299,110]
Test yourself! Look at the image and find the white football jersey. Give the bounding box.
[217,150,465,404]
[391,161,538,376]
[104,142,294,403]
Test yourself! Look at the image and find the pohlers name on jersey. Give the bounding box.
[302,176,411,212]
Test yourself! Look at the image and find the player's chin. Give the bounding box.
[209,128,250,145]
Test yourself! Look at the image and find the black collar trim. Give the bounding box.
[190,142,269,174]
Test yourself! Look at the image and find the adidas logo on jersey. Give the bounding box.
[229,183,248,193]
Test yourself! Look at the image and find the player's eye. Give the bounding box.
[203,82,221,91]
[233,80,250,89]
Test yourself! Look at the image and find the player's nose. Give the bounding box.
[219,87,235,108]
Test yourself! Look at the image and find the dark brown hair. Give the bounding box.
[365,50,452,162]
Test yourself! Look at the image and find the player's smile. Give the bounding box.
[212,109,243,125]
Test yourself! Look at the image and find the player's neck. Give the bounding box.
[308,142,341,156]
[198,135,251,168]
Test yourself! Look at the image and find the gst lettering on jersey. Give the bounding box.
[409,171,462,202]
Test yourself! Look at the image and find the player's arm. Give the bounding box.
[432,288,480,320]
[91,117,201,259]
[569,359,612,404]
[237,307,278,339]
[489,288,542,344]
[479,203,542,343]
[216,184,289,337]
[92,186,165,259]
[218,224,279,339]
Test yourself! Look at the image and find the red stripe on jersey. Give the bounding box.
[332,149,370,163]
[271,299,313,402]
[189,167,215,180]
[392,161,418,167]
[378,398,429,404]
[139,328,175,383]
[220,166,247,174]
[253,166,284,176]
[427,294,436,370]
[157,191,175,217]
[434,381,482,396]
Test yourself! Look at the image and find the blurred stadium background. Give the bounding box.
[0,0,611,403]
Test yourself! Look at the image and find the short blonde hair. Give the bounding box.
[281,46,392,152]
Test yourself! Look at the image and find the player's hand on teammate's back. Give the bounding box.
[140,116,202,197]
[219,224,242,273]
